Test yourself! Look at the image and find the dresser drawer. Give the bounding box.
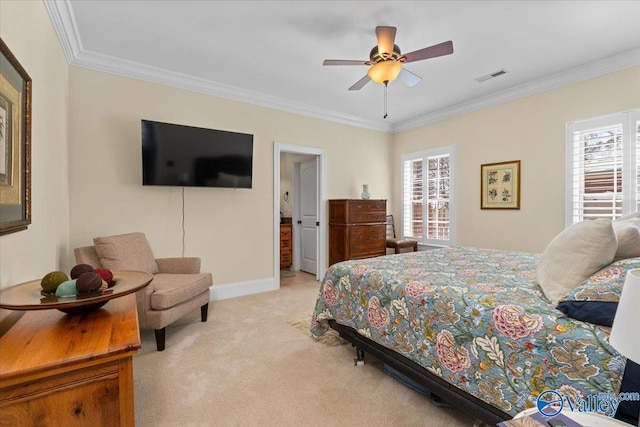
[348,201,386,224]
[280,237,291,250]
[349,225,385,242]
[350,240,385,258]
[280,226,292,238]
[280,252,291,267]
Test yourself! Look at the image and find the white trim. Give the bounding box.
[45,0,640,135]
[43,0,82,63]
[209,277,277,301]
[274,143,326,283]
[565,121,576,228]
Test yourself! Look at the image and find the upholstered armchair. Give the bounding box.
[74,232,212,351]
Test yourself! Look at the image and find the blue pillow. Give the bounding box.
[555,300,618,326]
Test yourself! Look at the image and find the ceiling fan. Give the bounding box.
[323,26,454,91]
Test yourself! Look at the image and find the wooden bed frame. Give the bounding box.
[329,320,512,425]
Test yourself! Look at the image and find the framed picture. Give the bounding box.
[0,38,31,235]
[481,160,520,209]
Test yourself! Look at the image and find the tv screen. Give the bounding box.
[141,119,253,188]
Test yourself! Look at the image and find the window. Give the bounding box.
[566,109,640,226]
[402,146,455,246]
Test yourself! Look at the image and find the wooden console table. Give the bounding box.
[0,288,144,426]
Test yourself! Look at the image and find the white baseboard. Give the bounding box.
[209,277,278,301]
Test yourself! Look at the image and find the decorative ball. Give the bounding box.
[76,272,102,294]
[41,271,69,293]
[70,263,94,279]
[55,280,78,297]
[94,268,115,287]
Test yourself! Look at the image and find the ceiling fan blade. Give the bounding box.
[402,40,454,63]
[323,59,369,66]
[376,26,397,56]
[348,75,371,91]
[398,68,422,87]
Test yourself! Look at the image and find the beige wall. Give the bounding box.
[67,67,393,286]
[2,2,637,293]
[0,1,70,289]
[393,65,640,253]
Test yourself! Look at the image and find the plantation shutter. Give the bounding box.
[402,156,423,238]
[566,110,640,226]
[402,146,455,245]
[426,154,450,241]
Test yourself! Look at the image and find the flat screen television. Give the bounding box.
[141,119,253,188]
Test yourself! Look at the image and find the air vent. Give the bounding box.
[475,69,507,83]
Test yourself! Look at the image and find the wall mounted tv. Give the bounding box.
[141,119,253,188]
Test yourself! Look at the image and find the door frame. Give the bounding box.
[273,142,326,283]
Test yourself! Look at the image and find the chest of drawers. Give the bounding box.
[328,199,387,266]
[280,224,292,268]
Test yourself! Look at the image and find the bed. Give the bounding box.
[311,243,639,425]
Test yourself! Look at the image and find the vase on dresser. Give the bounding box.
[361,184,370,199]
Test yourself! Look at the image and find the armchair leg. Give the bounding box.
[201,303,209,322]
[154,328,166,352]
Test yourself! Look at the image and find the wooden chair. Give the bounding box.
[386,215,418,254]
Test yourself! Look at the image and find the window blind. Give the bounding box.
[402,146,455,245]
[566,110,640,226]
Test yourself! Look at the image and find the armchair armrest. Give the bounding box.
[155,257,201,274]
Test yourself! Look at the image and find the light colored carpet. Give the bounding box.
[133,274,480,426]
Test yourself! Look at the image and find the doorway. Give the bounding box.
[273,143,326,284]
[295,157,318,274]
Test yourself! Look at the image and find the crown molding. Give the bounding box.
[43,0,82,63]
[70,48,393,133]
[44,1,393,133]
[393,47,640,134]
[45,0,639,136]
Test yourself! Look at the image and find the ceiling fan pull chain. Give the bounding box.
[383,81,388,119]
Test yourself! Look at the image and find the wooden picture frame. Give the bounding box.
[480,160,520,209]
[0,38,31,235]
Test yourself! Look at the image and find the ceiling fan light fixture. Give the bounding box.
[367,61,402,84]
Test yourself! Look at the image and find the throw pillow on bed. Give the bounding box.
[556,256,640,326]
[537,218,617,305]
[612,218,640,261]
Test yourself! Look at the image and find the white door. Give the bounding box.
[299,158,318,274]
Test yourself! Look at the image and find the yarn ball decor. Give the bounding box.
[94,268,115,287]
[76,272,103,294]
[70,263,94,279]
[41,271,69,293]
[55,280,78,297]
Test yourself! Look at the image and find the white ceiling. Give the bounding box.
[45,1,640,133]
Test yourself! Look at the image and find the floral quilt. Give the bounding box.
[311,247,626,416]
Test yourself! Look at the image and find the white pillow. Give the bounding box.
[537,218,617,305]
[615,212,640,222]
[612,218,640,261]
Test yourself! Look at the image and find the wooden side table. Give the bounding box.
[0,282,146,426]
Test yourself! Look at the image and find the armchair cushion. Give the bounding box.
[150,273,213,310]
[93,232,159,274]
[156,257,201,274]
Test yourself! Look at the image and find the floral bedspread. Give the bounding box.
[311,247,626,416]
